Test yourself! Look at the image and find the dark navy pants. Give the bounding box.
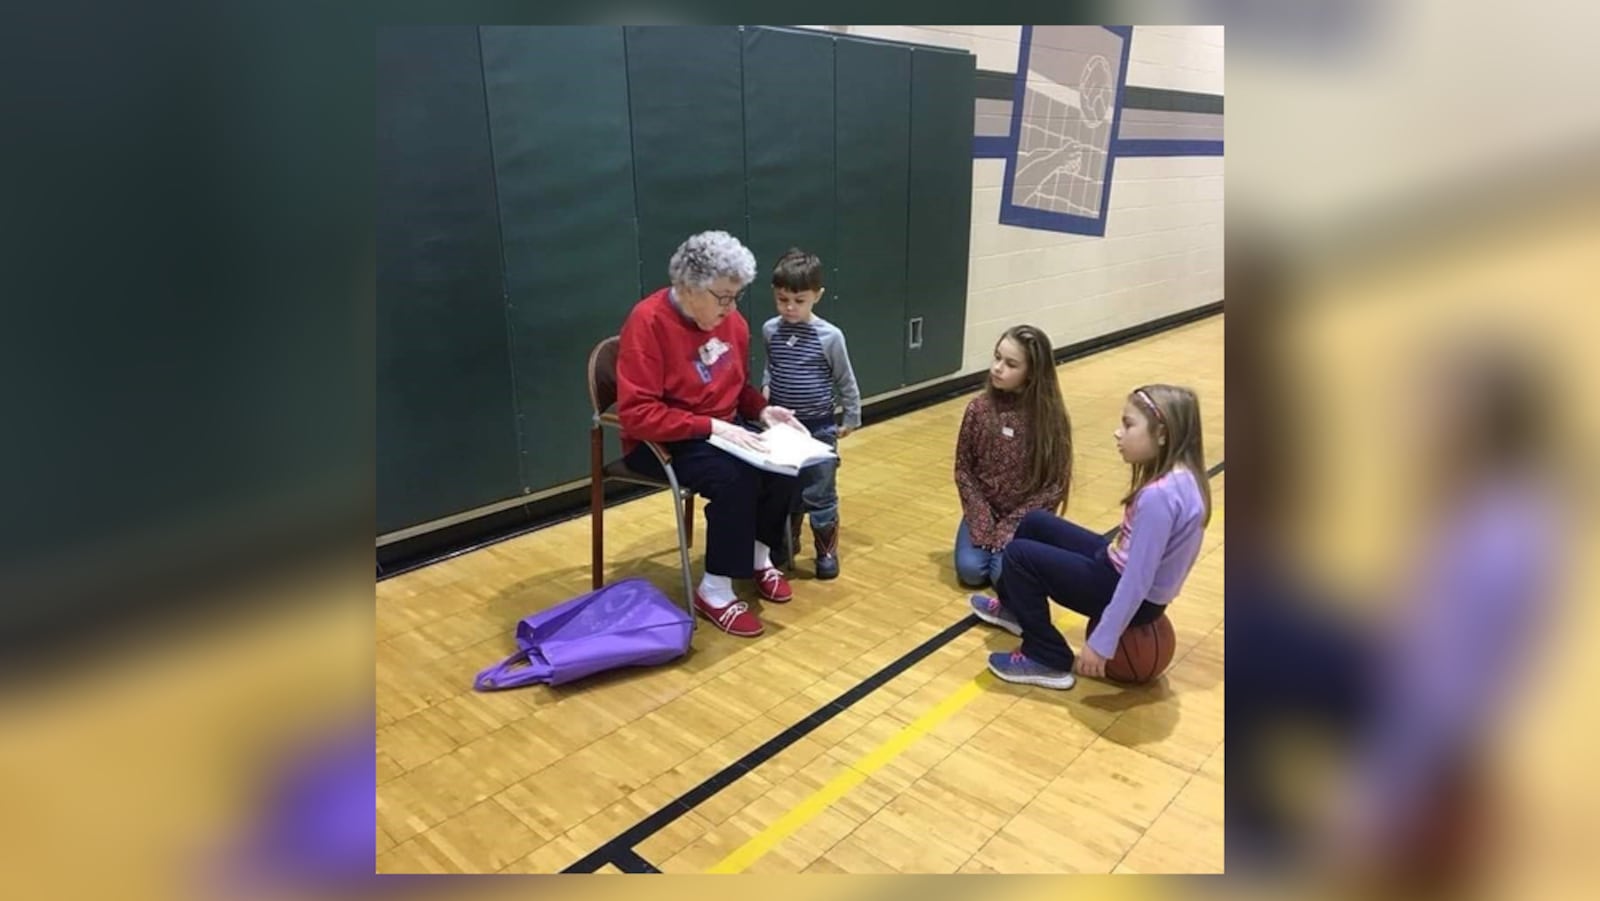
[997,509,1164,671]
[625,438,799,580]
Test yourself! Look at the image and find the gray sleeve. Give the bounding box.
[760,317,779,389]
[817,321,863,429]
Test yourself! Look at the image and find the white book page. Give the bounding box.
[706,424,836,473]
[759,423,837,469]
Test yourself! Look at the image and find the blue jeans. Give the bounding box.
[795,417,839,528]
[954,518,1004,587]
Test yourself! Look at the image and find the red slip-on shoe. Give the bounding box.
[694,593,764,637]
[754,566,793,603]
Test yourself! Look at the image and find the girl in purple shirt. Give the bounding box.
[972,384,1213,689]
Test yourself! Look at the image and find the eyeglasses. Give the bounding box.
[707,287,745,308]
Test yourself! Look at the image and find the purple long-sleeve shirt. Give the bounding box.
[1346,476,1559,848]
[1091,467,1208,659]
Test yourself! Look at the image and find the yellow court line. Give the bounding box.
[706,671,995,874]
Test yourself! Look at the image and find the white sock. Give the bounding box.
[699,573,735,605]
[753,541,773,572]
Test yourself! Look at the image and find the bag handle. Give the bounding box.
[472,647,553,691]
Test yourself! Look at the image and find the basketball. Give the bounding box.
[1086,613,1175,684]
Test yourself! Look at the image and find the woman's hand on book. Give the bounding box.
[711,418,768,452]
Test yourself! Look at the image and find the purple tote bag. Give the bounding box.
[473,577,692,690]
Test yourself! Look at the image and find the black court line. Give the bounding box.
[564,458,1224,872]
[562,614,981,872]
[609,848,662,873]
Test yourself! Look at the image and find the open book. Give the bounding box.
[706,424,838,476]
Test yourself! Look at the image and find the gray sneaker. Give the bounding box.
[969,594,1022,636]
[988,649,1076,690]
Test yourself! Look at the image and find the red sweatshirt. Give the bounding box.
[616,287,768,454]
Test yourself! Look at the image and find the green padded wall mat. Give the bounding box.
[904,46,974,385]
[482,26,641,491]
[625,26,748,301]
[740,26,837,388]
[377,26,519,533]
[831,35,913,399]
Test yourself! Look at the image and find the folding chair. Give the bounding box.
[587,336,698,620]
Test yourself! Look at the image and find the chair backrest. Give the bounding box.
[587,335,622,416]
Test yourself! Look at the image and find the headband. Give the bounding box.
[1134,388,1165,425]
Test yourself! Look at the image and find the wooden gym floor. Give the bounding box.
[376,313,1224,874]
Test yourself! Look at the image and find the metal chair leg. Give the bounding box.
[590,426,604,590]
[663,465,697,631]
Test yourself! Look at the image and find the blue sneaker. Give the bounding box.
[969,595,1022,636]
[987,649,1076,690]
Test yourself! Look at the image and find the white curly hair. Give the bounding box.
[667,230,757,291]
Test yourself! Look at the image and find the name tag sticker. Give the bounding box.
[698,337,730,367]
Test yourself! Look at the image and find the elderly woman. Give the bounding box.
[616,230,804,638]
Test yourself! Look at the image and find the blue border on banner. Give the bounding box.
[997,26,1132,237]
[972,135,1010,158]
[982,26,1222,234]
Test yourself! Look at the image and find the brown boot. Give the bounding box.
[812,521,839,580]
[785,512,804,569]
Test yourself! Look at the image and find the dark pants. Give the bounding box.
[996,509,1165,671]
[1226,578,1378,866]
[1226,576,1483,877]
[625,438,799,580]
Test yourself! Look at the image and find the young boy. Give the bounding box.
[762,248,862,579]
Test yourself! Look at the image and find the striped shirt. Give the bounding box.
[762,315,862,427]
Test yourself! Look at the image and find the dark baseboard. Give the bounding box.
[377,480,656,580]
[376,299,1223,580]
[860,299,1223,427]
